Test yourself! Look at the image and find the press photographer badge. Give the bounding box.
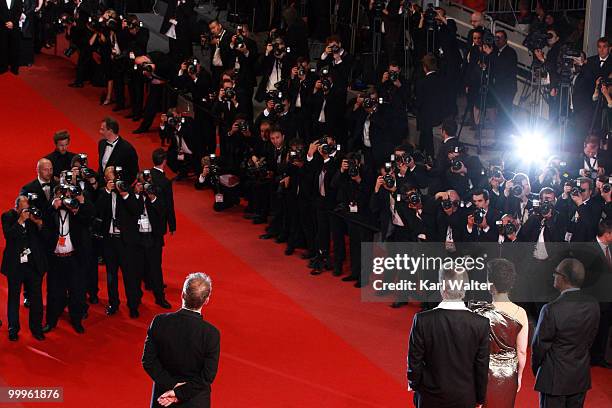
[215,194,224,203]
[138,215,150,231]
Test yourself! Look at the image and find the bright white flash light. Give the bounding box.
[513,132,549,164]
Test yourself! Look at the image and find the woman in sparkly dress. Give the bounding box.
[469,258,529,408]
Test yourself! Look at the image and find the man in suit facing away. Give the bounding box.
[532,258,600,408]
[415,54,449,156]
[143,272,220,408]
[98,117,139,185]
[0,0,22,74]
[407,265,490,408]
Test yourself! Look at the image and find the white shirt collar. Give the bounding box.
[561,287,580,295]
[154,166,164,173]
[106,136,119,146]
[435,300,468,310]
[38,177,50,185]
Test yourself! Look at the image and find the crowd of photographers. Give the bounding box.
[3,1,612,354]
[2,122,175,341]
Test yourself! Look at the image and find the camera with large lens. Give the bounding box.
[127,19,143,30]
[496,220,517,236]
[318,137,337,155]
[223,86,236,101]
[523,29,552,51]
[405,191,421,205]
[238,121,249,133]
[143,182,156,195]
[134,62,154,74]
[603,183,612,193]
[510,184,523,197]
[298,66,306,77]
[348,159,360,177]
[319,67,332,91]
[27,207,42,219]
[388,70,400,82]
[272,42,286,58]
[235,27,245,48]
[424,3,438,30]
[441,198,457,210]
[383,162,395,188]
[473,208,487,225]
[185,57,199,75]
[489,167,503,179]
[570,185,584,197]
[534,199,554,217]
[289,148,305,164]
[450,159,464,172]
[362,95,378,110]
[62,197,80,210]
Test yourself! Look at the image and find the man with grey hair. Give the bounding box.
[407,266,490,408]
[532,258,600,408]
[142,273,220,408]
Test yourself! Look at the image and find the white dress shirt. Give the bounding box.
[101,137,119,170]
[55,209,75,254]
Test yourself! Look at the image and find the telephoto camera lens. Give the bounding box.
[407,191,421,205]
[441,199,453,210]
[451,159,463,172]
[348,161,360,177]
[603,183,611,193]
[473,208,486,225]
[511,185,523,197]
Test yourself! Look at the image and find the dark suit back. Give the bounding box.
[532,290,600,396]
[1,210,48,276]
[151,168,176,234]
[142,309,220,408]
[408,307,490,408]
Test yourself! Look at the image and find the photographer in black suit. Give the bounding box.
[160,0,194,63]
[1,195,47,341]
[151,149,176,235]
[43,182,95,334]
[98,116,139,184]
[532,258,600,408]
[95,166,139,318]
[21,158,57,212]
[0,0,22,74]
[208,20,234,85]
[407,266,490,408]
[142,272,220,408]
[123,173,171,313]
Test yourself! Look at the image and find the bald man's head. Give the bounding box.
[37,158,53,182]
[471,12,484,28]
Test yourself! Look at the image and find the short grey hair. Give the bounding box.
[182,273,212,309]
[555,258,585,288]
[439,265,468,300]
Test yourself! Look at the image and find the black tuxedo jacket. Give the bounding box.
[491,45,518,96]
[208,29,235,71]
[255,54,294,101]
[582,54,612,90]
[1,210,47,277]
[98,137,139,184]
[0,0,23,25]
[45,150,76,178]
[305,154,340,209]
[142,309,220,408]
[42,201,95,253]
[151,168,176,234]
[415,71,449,128]
[160,0,194,41]
[532,290,600,395]
[20,178,58,210]
[121,193,166,245]
[95,189,131,240]
[408,307,490,407]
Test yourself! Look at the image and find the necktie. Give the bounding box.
[606,245,611,264]
[601,59,605,68]
[106,142,114,148]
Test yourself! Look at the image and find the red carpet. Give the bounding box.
[0,54,610,407]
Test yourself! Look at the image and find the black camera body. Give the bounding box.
[223,86,236,101]
[318,137,337,155]
[424,4,438,30]
[510,185,523,197]
[348,160,360,177]
[27,207,43,219]
[388,71,400,82]
[603,183,612,193]
[523,30,552,51]
[497,221,517,236]
[533,199,554,217]
[289,148,305,164]
[473,208,487,225]
[143,182,156,195]
[451,159,464,172]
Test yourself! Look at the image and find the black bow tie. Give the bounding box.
[41,182,50,188]
[106,142,115,147]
